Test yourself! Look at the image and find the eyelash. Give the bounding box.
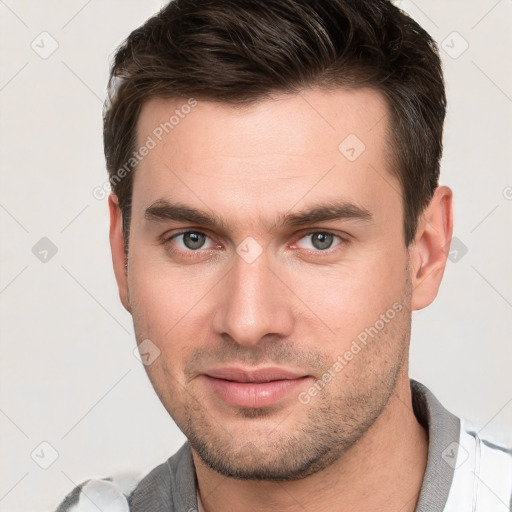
[292,231,347,252]
[162,229,349,258]
[162,230,220,259]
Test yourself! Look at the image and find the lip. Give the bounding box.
[201,367,311,408]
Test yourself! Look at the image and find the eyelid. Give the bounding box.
[290,229,350,252]
[299,228,349,238]
[160,229,221,253]
[293,228,350,242]
[161,228,213,243]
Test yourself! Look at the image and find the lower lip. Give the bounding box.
[203,375,310,408]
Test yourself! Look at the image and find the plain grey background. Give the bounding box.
[0,1,511,510]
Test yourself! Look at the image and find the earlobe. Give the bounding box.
[108,193,131,313]
[410,186,453,311]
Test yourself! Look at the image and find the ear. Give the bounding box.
[108,193,131,313]
[410,185,453,311]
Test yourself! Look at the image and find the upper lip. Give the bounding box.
[203,367,308,383]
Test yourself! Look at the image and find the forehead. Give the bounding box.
[136,87,390,158]
[132,88,399,230]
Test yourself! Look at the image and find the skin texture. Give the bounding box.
[109,88,453,511]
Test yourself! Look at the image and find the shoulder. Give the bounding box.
[53,443,196,512]
[465,424,512,504]
[410,379,512,510]
[443,420,512,511]
[54,472,141,512]
[128,442,197,511]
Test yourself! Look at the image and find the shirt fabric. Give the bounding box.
[55,380,512,511]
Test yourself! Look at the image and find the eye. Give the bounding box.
[295,232,342,251]
[169,231,214,251]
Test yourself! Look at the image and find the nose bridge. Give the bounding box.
[213,251,293,346]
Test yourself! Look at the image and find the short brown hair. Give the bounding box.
[103,0,446,251]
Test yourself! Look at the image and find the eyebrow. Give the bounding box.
[277,202,372,228]
[144,199,373,231]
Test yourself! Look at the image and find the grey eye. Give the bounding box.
[296,232,342,251]
[310,232,334,250]
[182,232,207,250]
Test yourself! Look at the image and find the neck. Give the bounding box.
[193,374,428,512]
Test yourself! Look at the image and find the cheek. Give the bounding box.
[127,249,213,337]
[127,250,220,394]
[282,244,408,337]
[128,267,195,401]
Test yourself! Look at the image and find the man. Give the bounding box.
[56,0,512,510]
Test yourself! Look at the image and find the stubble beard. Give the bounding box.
[180,313,410,481]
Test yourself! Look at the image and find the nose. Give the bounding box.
[212,250,295,347]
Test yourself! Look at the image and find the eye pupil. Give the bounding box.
[183,232,206,249]
[311,232,333,250]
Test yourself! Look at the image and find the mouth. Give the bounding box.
[201,367,311,408]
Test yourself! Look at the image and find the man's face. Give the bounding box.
[122,88,414,479]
